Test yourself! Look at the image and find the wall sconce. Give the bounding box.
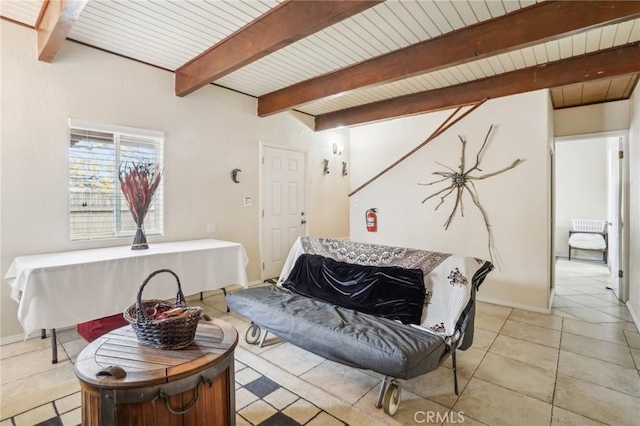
[230,168,241,183]
[342,161,348,176]
[332,143,344,155]
[323,159,330,174]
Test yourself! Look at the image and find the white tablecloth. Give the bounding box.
[5,239,249,336]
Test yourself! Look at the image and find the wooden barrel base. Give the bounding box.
[80,366,230,425]
[75,320,238,426]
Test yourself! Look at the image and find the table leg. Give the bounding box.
[51,329,58,364]
[41,329,47,339]
[221,288,229,312]
[200,291,203,301]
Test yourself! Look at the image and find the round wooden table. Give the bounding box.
[75,318,238,426]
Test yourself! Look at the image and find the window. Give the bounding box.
[69,119,164,241]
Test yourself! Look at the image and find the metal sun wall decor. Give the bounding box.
[419,125,522,263]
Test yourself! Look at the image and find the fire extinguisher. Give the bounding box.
[366,208,377,232]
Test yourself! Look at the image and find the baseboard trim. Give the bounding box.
[0,332,32,346]
[626,301,640,332]
[1,323,81,346]
[476,295,551,314]
[184,281,263,301]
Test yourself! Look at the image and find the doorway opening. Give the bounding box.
[552,132,631,323]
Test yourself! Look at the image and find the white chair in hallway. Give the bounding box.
[568,219,608,263]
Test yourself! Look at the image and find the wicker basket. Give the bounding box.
[124,269,203,350]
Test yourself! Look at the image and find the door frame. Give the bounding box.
[553,130,629,302]
[606,136,622,298]
[258,141,309,282]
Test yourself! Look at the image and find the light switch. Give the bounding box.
[244,197,252,207]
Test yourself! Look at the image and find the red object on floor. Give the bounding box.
[77,314,129,342]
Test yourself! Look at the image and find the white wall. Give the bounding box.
[554,138,608,259]
[0,23,350,338]
[628,85,640,327]
[350,91,552,311]
[554,101,630,137]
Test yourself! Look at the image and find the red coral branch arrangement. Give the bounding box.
[119,162,162,250]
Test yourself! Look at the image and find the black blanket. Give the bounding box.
[282,254,425,324]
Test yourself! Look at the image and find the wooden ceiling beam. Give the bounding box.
[174,0,383,97]
[259,0,640,117]
[314,42,640,131]
[37,0,88,62]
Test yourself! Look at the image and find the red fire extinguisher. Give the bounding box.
[366,208,377,232]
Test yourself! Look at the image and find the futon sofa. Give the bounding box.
[226,237,492,415]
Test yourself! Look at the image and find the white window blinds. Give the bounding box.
[69,119,164,241]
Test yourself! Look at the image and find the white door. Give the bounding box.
[606,137,622,298]
[261,146,306,280]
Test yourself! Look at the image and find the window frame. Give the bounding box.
[68,118,165,241]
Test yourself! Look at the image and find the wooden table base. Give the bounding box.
[75,319,238,426]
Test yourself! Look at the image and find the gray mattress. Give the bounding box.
[226,285,448,379]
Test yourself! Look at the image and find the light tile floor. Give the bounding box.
[1,260,639,425]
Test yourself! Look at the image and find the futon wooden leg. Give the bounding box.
[258,329,269,348]
[375,376,389,408]
[222,288,229,312]
[452,350,459,395]
[51,329,58,364]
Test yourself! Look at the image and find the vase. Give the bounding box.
[131,226,149,250]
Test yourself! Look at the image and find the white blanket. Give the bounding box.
[569,233,606,250]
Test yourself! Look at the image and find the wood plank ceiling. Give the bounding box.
[1,0,639,130]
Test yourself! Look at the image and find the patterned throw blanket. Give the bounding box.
[300,237,451,275]
[278,237,491,337]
